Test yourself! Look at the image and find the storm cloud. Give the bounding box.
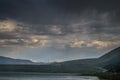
[0,0,120,61]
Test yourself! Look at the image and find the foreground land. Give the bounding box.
[81,73,120,80]
[0,65,119,80]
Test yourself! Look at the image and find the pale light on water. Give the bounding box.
[0,72,100,80]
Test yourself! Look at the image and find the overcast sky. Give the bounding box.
[0,0,120,62]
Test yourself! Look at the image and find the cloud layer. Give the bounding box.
[0,11,119,50]
[0,0,120,61]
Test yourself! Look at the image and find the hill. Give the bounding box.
[0,56,34,64]
[98,47,120,72]
[0,47,119,73]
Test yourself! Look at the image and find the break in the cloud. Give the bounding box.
[0,12,119,50]
[0,0,120,61]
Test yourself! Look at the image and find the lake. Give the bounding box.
[0,72,100,80]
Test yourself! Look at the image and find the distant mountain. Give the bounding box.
[0,56,34,64]
[0,47,119,73]
[51,47,120,73]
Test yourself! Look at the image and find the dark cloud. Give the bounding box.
[0,32,17,39]
[0,0,120,61]
[0,0,120,24]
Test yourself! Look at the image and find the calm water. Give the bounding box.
[0,72,100,80]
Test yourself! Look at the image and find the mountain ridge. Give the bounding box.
[0,56,34,64]
[0,47,119,73]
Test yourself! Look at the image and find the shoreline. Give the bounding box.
[0,71,120,80]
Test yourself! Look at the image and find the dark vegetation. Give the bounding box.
[0,64,104,73]
[81,73,120,80]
